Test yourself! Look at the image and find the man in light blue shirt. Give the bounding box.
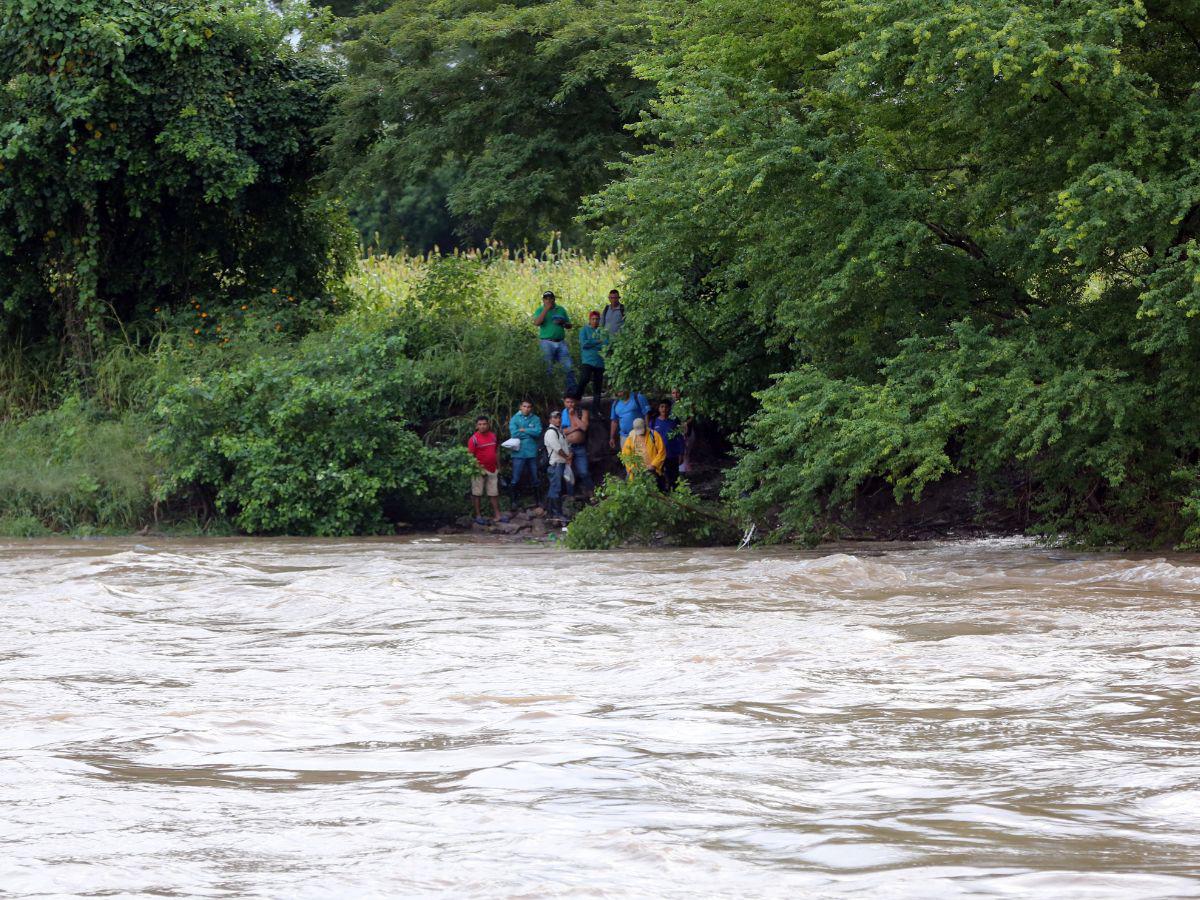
[609,388,651,449]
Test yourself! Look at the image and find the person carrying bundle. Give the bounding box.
[508,400,543,509]
[544,409,574,519]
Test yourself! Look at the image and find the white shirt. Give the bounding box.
[544,426,571,465]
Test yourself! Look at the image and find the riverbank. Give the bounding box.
[0,249,622,541]
[0,245,1126,550]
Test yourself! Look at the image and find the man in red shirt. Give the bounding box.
[467,416,506,524]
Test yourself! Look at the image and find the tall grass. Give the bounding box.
[0,342,60,423]
[0,396,158,534]
[350,244,624,321]
[349,246,625,441]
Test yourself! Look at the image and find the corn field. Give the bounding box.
[348,241,625,321]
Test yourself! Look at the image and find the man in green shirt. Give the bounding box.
[533,290,578,394]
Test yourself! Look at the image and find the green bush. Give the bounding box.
[564,473,738,550]
[0,341,58,423]
[0,515,52,538]
[0,251,567,538]
[152,317,475,536]
[0,396,157,533]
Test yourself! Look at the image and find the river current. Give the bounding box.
[1,537,1199,897]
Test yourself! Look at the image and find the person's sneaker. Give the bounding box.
[498,514,511,523]
[473,516,488,526]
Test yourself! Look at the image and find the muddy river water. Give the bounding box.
[2,537,1199,897]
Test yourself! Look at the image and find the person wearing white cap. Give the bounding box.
[620,418,666,485]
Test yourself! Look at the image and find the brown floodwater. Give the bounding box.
[1,536,1199,897]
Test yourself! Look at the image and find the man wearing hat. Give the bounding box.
[620,418,666,486]
[533,290,577,394]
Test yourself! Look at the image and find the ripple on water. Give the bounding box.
[1,537,1199,897]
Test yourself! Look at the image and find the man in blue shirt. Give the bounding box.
[651,399,687,490]
[609,388,651,449]
[577,310,608,408]
[508,399,543,509]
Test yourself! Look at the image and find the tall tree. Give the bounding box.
[0,0,353,365]
[590,0,1200,544]
[325,0,656,249]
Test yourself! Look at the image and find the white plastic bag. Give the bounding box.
[501,438,521,451]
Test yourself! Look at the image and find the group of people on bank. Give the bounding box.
[464,288,690,524]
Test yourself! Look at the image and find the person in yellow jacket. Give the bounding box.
[621,418,666,486]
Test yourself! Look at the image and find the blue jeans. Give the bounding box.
[547,463,565,504]
[568,449,591,495]
[511,456,539,488]
[540,339,577,393]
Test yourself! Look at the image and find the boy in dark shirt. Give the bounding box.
[651,400,686,490]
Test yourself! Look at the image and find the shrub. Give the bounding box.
[152,319,474,536]
[0,515,52,538]
[387,256,555,439]
[725,317,1171,546]
[564,473,738,550]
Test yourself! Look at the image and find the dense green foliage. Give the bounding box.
[148,254,606,535]
[325,0,655,249]
[0,0,353,366]
[152,320,468,535]
[8,0,1200,548]
[588,0,1200,545]
[0,251,609,536]
[563,473,738,550]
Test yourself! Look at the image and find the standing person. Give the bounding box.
[600,288,624,336]
[508,400,543,510]
[651,400,686,491]
[620,418,666,483]
[533,290,577,394]
[561,394,593,500]
[671,387,696,474]
[577,310,608,408]
[609,388,651,449]
[466,416,507,524]
[544,409,572,519]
